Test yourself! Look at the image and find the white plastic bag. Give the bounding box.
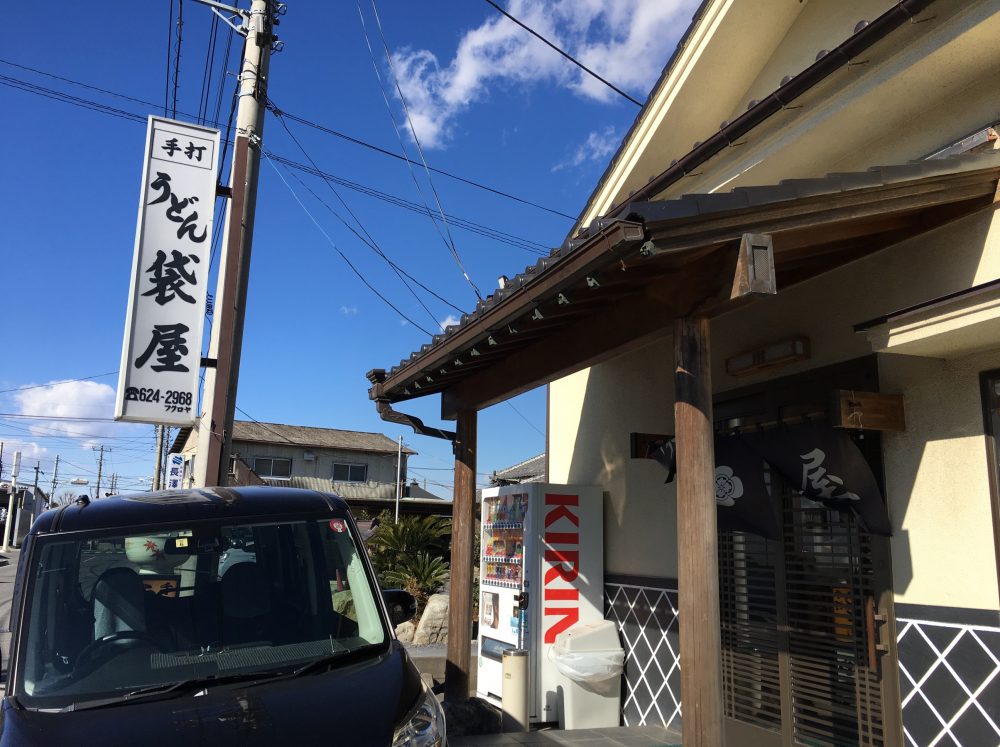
[547,646,624,683]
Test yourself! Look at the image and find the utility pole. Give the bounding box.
[94,445,108,499]
[49,455,60,509]
[153,425,164,491]
[395,436,403,523]
[194,0,281,487]
[2,451,20,553]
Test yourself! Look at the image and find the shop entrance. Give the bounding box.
[713,358,901,746]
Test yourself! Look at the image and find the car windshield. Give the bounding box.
[16,516,386,709]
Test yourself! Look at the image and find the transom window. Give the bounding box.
[254,457,291,479]
[333,463,367,482]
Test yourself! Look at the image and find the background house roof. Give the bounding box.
[233,420,416,455]
[491,454,546,485]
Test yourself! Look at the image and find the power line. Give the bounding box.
[280,163,464,316]
[365,0,482,301]
[0,61,554,253]
[505,401,545,437]
[480,0,643,107]
[0,58,570,220]
[268,104,574,220]
[263,154,436,335]
[277,109,461,324]
[171,0,185,118]
[266,151,548,255]
[165,0,174,116]
[0,370,118,395]
[0,72,549,256]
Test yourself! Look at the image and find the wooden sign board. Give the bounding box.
[832,390,905,432]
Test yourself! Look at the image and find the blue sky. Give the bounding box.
[2,0,696,498]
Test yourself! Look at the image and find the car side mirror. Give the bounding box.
[382,589,417,627]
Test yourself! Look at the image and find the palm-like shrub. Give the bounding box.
[383,551,450,615]
[369,515,451,617]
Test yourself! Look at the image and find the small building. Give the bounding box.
[366,2,1000,744]
[171,421,415,501]
[489,453,546,486]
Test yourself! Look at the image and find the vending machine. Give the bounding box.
[476,483,604,724]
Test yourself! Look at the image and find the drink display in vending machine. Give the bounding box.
[476,483,604,724]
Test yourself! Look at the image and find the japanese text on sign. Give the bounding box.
[115,117,220,426]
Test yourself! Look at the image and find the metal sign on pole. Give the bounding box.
[115,116,221,427]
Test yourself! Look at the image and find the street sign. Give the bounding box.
[166,454,184,489]
[115,116,220,426]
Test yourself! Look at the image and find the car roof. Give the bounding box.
[32,486,350,535]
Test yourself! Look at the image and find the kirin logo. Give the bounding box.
[543,493,580,644]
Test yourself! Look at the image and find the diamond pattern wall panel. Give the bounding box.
[605,582,682,730]
[897,616,1000,747]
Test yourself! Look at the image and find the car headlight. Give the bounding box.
[392,682,446,746]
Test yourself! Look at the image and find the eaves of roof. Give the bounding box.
[368,152,1000,412]
[573,0,938,237]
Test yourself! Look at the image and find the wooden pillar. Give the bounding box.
[674,316,725,746]
[445,408,477,703]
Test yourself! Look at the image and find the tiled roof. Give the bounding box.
[234,420,415,455]
[370,151,1000,404]
[492,454,546,484]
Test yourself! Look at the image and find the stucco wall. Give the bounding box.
[232,441,401,484]
[550,204,1000,608]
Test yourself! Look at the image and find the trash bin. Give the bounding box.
[549,620,625,730]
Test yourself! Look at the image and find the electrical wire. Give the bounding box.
[0,60,556,252]
[197,11,219,125]
[270,105,574,220]
[365,0,482,301]
[266,151,548,255]
[171,0,185,119]
[0,371,119,395]
[281,165,464,316]
[262,153,435,335]
[271,109,462,325]
[480,0,643,107]
[505,401,545,437]
[233,407,305,447]
[165,0,174,116]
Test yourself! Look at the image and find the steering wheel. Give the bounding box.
[74,631,165,673]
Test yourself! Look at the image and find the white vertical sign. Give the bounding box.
[166,454,184,489]
[115,117,220,425]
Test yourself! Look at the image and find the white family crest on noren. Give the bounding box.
[799,448,860,501]
[715,466,743,507]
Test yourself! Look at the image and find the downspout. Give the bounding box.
[366,369,457,442]
[573,0,939,241]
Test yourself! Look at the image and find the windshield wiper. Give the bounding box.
[57,671,284,712]
[244,644,379,686]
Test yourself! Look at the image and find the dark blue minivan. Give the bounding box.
[1,487,445,745]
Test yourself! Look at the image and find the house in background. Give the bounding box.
[489,453,546,487]
[171,420,415,501]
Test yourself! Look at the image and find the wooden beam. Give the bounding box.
[442,248,743,417]
[674,316,725,747]
[445,409,477,703]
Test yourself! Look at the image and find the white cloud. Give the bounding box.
[552,125,618,171]
[440,314,461,331]
[12,381,143,447]
[340,305,359,316]
[389,0,697,148]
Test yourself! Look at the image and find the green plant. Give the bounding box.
[383,551,450,616]
[368,515,452,618]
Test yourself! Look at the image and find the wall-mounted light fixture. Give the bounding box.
[725,336,810,377]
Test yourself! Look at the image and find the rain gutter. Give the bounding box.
[367,369,456,442]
